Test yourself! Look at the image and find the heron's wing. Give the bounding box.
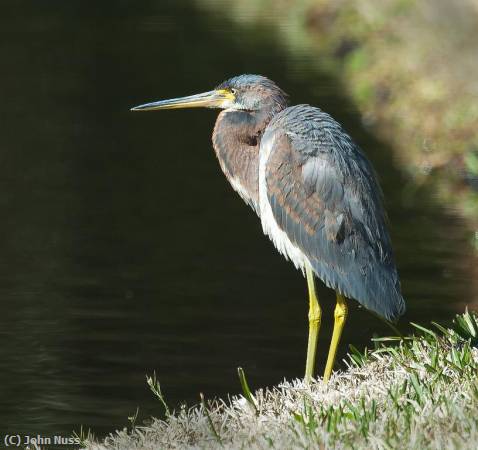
[263,105,405,321]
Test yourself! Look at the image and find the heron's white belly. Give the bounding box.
[258,136,308,273]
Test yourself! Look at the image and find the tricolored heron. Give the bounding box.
[131,75,405,382]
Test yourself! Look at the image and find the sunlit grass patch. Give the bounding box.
[84,311,478,450]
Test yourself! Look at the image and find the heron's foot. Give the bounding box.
[323,293,348,383]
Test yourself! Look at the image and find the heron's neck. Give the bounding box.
[212,107,280,214]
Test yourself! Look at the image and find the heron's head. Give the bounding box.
[131,74,288,114]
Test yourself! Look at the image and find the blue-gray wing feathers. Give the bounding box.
[263,105,405,321]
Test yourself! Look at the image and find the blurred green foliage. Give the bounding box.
[197,0,478,243]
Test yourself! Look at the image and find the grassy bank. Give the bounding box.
[83,311,478,449]
[196,0,478,232]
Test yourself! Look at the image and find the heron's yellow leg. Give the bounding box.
[323,293,348,382]
[305,264,322,382]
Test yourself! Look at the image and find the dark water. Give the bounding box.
[0,0,476,443]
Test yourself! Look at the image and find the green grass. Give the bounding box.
[83,311,478,449]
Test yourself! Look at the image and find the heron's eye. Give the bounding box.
[231,88,237,95]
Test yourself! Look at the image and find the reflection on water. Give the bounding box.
[0,0,475,441]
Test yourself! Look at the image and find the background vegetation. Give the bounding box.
[197,0,478,238]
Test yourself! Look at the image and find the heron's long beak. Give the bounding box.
[131,89,234,111]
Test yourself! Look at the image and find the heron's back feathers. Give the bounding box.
[261,105,405,321]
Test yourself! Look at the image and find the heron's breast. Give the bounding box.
[212,111,261,213]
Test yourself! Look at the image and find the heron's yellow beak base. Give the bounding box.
[131,89,235,111]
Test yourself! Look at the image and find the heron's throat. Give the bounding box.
[212,108,280,214]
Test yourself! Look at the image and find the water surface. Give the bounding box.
[0,0,475,441]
